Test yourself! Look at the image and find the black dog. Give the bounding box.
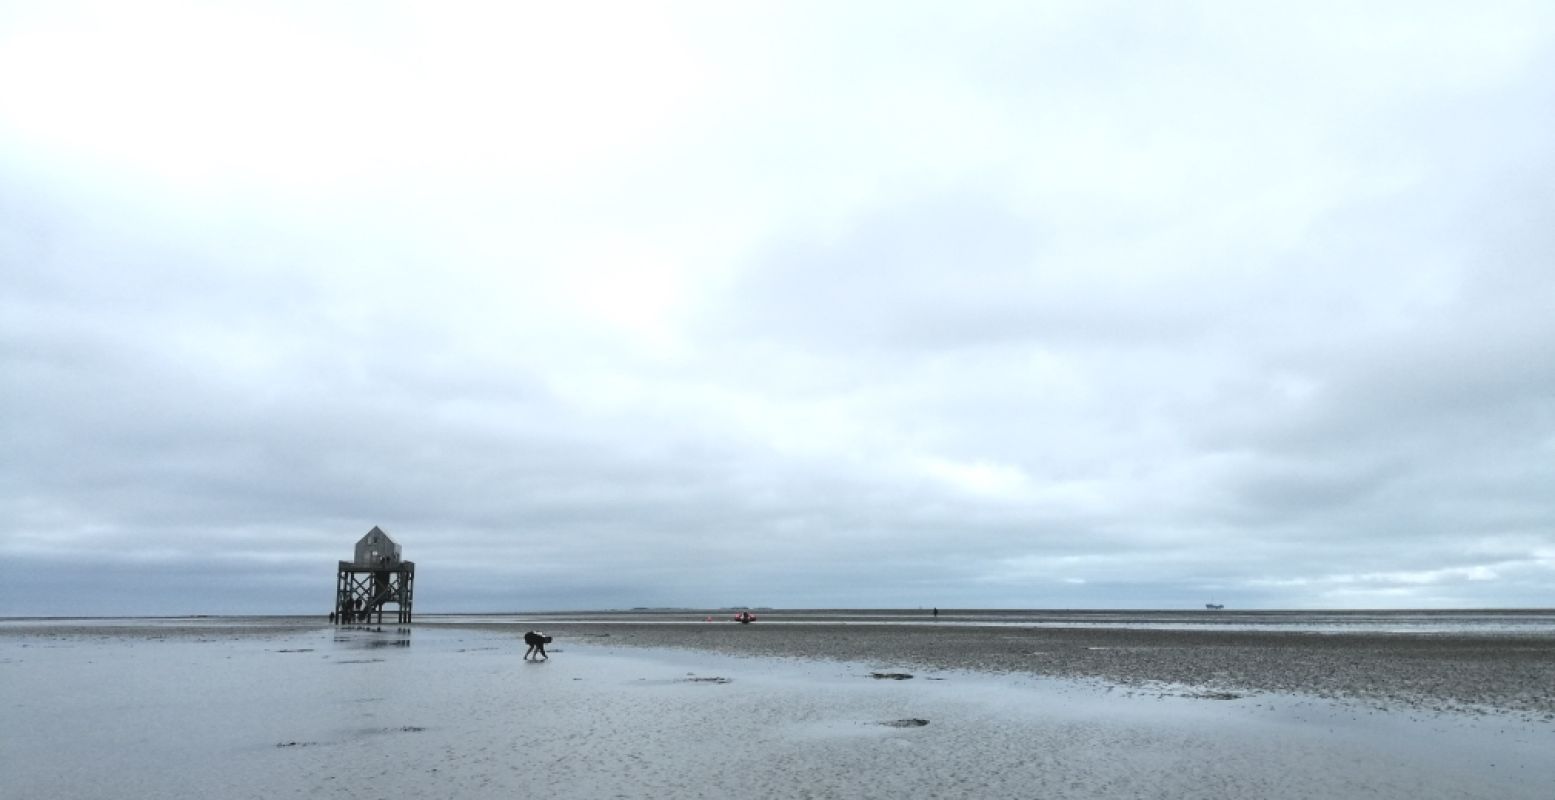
[523,631,551,660]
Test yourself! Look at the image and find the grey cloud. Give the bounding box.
[4,3,1554,615]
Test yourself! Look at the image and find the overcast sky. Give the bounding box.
[3,1,1553,615]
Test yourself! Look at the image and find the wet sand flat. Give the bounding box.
[3,620,1553,799]
[495,619,1555,717]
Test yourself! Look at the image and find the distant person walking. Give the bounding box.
[933,607,939,619]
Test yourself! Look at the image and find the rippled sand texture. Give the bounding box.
[2,625,1552,799]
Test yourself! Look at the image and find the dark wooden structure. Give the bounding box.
[335,526,415,624]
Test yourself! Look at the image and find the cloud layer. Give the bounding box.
[3,1,1553,614]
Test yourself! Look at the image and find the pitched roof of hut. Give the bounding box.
[354,526,402,565]
[357,525,395,547]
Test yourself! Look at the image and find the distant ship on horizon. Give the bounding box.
[1205,603,1225,610]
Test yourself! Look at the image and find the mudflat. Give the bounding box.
[5,618,1554,799]
[463,619,1555,717]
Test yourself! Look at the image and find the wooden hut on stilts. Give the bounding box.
[335,526,414,625]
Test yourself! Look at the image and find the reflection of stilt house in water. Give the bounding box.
[335,526,415,624]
